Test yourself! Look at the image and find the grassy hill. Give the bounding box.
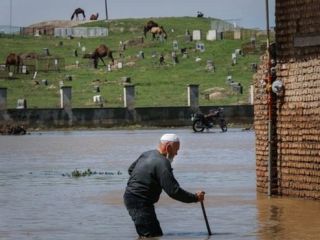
[0,17,267,108]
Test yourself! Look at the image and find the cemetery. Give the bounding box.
[0,17,268,127]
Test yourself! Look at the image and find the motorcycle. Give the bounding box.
[191,108,227,132]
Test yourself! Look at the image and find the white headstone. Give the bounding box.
[206,30,217,41]
[17,99,27,109]
[33,71,37,80]
[93,95,102,103]
[22,65,27,74]
[81,46,86,52]
[117,62,123,69]
[193,30,201,41]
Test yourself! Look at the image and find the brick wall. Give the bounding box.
[255,0,320,199]
[276,0,320,60]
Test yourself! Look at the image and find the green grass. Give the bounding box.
[0,17,269,108]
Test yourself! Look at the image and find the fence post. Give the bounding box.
[60,86,72,109]
[0,88,7,110]
[187,84,199,109]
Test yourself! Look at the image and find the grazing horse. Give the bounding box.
[143,20,159,38]
[83,44,114,69]
[71,8,86,20]
[150,26,167,40]
[90,13,99,20]
[5,53,20,73]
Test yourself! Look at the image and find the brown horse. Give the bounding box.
[143,20,159,38]
[71,8,86,20]
[83,44,114,69]
[5,53,20,73]
[90,13,99,20]
[150,26,167,40]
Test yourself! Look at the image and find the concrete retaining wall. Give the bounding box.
[0,105,253,129]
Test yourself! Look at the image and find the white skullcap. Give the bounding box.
[160,133,179,142]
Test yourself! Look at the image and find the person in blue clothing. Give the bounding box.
[124,133,205,238]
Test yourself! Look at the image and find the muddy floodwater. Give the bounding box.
[0,129,319,240]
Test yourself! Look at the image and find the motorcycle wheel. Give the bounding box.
[192,120,205,132]
[220,119,228,132]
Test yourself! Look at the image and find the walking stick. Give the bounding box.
[201,201,212,235]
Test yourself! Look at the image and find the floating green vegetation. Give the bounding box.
[61,168,122,177]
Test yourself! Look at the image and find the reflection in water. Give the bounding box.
[0,129,319,240]
[257,194,320,240]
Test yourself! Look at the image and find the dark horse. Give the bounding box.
[90,13,99,20]
[83,44,114,69]
[5,53,20,73]
[71,8,86,20]
[143,20,159,38]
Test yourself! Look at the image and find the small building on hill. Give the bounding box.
[21,20,108,37]
[254,0,320,199]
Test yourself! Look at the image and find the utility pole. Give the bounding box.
[10,0,13,33]
[105,0,108,20]
[265,0,273,197]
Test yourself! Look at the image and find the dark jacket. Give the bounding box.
[125,150,198,204]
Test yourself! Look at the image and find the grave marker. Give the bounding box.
[193,30,201,41]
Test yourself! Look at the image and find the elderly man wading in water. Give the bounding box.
[124,133,205,238]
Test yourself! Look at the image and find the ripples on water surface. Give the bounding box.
[0,129,319,240]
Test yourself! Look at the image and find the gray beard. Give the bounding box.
[167,154,174,164]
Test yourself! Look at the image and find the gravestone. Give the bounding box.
[185,30,192,42]
[172,51,178,64]
[232,53,237,65]
[138,51,144,59]
[93,95,102,103]
[33,71,37,80]
[196,42,205,52]
[22,65,27,74]
[206,60,214,71]
[193,30,201,41]
[16,99,27,109]
[121,77,131,84]
[173,40,179,51]
[206,30,217,41]
[226,75,233,84]
[43,48,50,56]
[41,79,48,86]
